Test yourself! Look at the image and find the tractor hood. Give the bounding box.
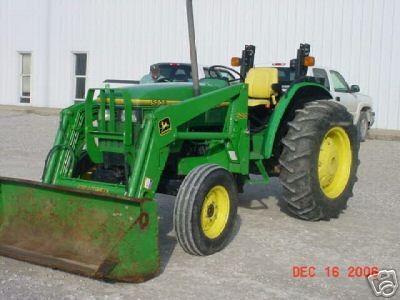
[113,79,228,101]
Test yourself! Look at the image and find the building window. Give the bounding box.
[20,53,31,103]
[73,53,87,100]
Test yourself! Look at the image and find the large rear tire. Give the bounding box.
[279,100,359,220]
[174,164,238,255]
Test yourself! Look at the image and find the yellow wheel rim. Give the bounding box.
[318,127,352,199]
[200,185,230,239]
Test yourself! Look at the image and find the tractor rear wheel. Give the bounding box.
[174,164,238,255]
[279,100,359,220]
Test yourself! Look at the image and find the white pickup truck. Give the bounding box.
[309,67,374,141]
[275,65,375,141]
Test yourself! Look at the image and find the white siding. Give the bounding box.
[0,0,399,129]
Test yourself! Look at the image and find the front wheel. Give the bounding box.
[357,112,369,142]
[174,164,238,255]
[279,100,360,220]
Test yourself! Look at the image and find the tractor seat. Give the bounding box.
[245,67,278,107]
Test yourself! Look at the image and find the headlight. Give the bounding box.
[121,110,138,123]
[98,108,141,123]
[99,109,111,121]
[132,111,138,122]
[105,109,111,121]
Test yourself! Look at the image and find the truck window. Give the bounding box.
[330,70,350,93]
[312,68,330,90]
[203,67,210,78]
[158,64,192,81]
[277,67,295,84]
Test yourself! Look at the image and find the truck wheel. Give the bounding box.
[357,112,369,142]
[174,164,238,255]
[279,100,359,220]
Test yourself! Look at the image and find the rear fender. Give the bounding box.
[263,82,332,158]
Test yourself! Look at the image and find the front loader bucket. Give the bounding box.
[0,177,159,282]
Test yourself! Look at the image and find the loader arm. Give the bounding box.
[42,103,86,184]
[127,83,249,199]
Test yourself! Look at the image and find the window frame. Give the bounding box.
[312,68,330,90]
[329,70,350,93]
[19,52,32,104]
[72,52,88,102]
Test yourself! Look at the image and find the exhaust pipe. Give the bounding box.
[186,0,200,96]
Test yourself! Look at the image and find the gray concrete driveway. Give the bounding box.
[0,109,399,300]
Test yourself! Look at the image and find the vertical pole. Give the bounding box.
[186,0,200,96]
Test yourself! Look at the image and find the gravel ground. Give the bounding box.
[0,109,399,300]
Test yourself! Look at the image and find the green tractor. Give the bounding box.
[0,1,359,282]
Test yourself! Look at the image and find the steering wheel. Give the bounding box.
[208,65,244,83]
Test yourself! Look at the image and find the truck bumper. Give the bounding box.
[369,111,375,127]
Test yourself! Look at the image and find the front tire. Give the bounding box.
[174,164,238,255]
[357,112,369,142]
[279,100,359,220]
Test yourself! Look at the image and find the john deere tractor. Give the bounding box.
[0,1,359,282]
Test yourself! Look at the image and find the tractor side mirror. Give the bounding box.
[350,85,360,93]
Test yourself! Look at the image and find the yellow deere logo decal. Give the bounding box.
[159,117,171,136]
[78,186,109,193]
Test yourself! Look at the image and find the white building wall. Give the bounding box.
[0,0,50,107]
[0,0,399,129]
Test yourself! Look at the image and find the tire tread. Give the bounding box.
[279,100,359,221]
